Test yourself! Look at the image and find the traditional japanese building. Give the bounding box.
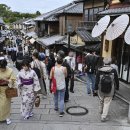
[34,1,83,53]
[98,0,130,83]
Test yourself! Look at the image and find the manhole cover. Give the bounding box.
[66,106,88,116]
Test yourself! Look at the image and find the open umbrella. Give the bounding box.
[106,14,129,41]
[91,15,110,38]
[124,26,130,45]
[29,38,35,44]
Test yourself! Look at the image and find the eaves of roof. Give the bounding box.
[36,35,65,47]
[98,6,130,16]
[56,3,83,14]
[13,18,30,24]
[34,2,83,22]
[34,3,72,21]
[76,28,100,42]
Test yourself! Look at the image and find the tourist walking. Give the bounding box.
[15,46,23,71]
[31,52,47,98]
[57,50,72,102]
[65,51,75,93]
[84,50,99,96]
[0,57,16,125]
[50,56,67,117]
[95,57,119,122]
[17,60,41,120]
[47,52,55,92]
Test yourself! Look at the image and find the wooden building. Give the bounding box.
[98,0,130,83]
[34,2,83,53]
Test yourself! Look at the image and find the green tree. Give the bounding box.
[36,11,41,15]
[0,4,38,23]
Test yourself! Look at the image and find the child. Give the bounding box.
[17,60,41,119]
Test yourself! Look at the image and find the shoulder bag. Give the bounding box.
[5,87,18,98]
[51,67,57,94]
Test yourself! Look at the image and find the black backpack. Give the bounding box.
[100,72,114,93]
[62,60,72,78]
[85,55,95,74]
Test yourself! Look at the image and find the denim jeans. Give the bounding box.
[86,73,95,94]
[54,89,65,113]
[64,78,69,101]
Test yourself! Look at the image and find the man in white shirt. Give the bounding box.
[65,51,75,93]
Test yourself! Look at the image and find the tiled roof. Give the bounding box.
[34,3,72,21]
[23,19,35,25]
[37,35,65,47]
[13,18,30,24]
[74,0,84,3]
[63,44,85,53]
[85,43,101,52]
[76,28,100,42]
[56,3,83,14]
[26,31,38,39]
[98,6,130,15]
[34,2,83,21]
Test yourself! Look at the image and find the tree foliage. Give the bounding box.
[0,4,41,23]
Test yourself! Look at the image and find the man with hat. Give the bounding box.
[95,57,119,122]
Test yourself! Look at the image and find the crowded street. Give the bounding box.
[0,60,129,129]
[0,0,130,130]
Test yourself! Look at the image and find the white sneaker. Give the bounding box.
[23,115,29,120]
[6,119,12,125]
[29,112,34,117]
[42,95,47,99]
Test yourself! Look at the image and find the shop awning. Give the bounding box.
[26,31,38,39]
[85,43,101,52]
[76,27,100,42]
[37,35,66,47]
[63,44,85,53]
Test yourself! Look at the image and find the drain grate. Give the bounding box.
[66,106,88,116]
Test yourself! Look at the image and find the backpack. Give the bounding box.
[62,60,72,78]
[100,72,114,94]
[85,55,95,74]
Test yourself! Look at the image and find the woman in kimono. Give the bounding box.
[0,57,16,125]
[17,60,41,120]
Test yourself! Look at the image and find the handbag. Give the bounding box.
[51,67,57,94]
[35,96,40,107]
[5,87,18,98]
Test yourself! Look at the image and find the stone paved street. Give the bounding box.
[0,65,130,130]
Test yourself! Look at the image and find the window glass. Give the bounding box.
[84,9,88,21]
[89,8,93,21]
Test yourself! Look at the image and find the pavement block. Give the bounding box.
[14,123,44,130]
[0,123,16,130]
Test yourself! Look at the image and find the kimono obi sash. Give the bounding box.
[21,78,34,85]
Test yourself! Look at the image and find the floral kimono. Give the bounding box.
[17,69,41,118]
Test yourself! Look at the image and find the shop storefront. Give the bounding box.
[112,38,130,83]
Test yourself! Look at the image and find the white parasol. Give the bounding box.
[91,15,110,38]
[106,14,129,41]
[29,38,35,44]
[124,26,130,45]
